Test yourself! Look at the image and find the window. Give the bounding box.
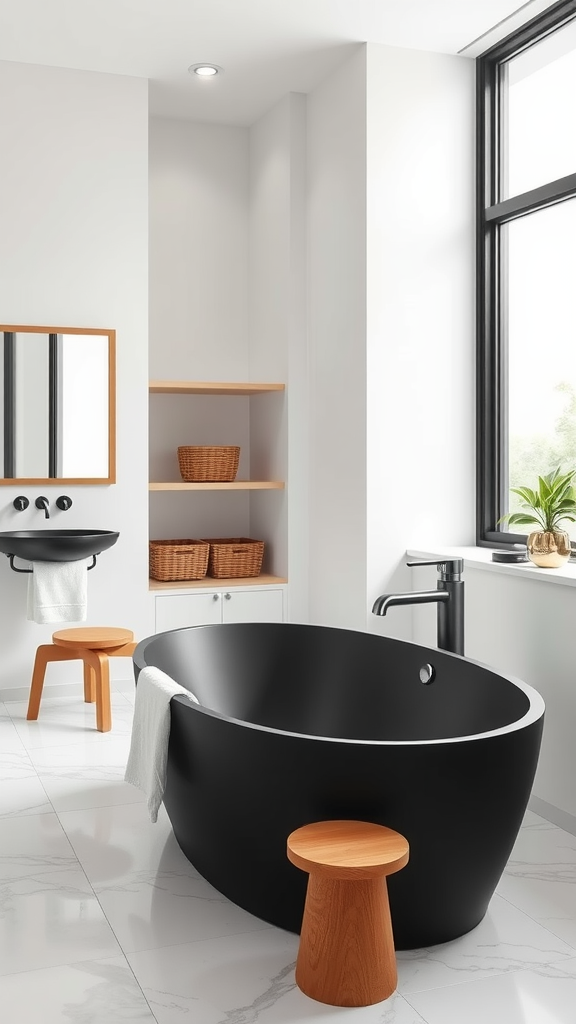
[477,0,576,546]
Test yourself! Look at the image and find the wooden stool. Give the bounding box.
[27,627,137,733]
[287,820,409,1007]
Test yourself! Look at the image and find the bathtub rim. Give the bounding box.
[133,623,545,747]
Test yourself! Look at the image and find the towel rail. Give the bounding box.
[6,553,98,574]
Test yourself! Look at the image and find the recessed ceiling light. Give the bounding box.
[188,63,223,77]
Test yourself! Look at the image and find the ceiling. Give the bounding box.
[0,0,551,125]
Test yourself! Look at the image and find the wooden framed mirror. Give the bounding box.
[0,325,116,485]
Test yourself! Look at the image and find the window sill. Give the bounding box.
[407,546,576,589]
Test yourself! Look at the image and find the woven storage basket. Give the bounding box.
[203,537,265,578]
[149,539,209,582]
[177,446,240,482]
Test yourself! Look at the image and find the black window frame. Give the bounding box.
[476,0,576,547]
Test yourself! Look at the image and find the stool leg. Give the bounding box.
[27,646,58,721]
[85,651,111,732]
[295,872,397,1007]
[83,662,96,703]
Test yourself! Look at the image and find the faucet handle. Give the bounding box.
[407,557,464,580]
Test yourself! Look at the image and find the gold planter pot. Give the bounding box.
[527,530,571,568]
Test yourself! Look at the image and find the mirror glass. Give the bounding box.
[0,325,115,484]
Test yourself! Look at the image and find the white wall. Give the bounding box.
[248,94,308,614]
[0,60,149,692]
[149,118,249,382]
[149,118,252,543]
[366,43,476,638]
[307,46,368,629]
[305,43,475,633]
[466,570,576,825]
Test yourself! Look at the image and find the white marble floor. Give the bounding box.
[1,685,576,1023]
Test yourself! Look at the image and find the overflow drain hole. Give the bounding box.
[419,663,435,685]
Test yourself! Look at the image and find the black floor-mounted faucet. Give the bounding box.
[372,558,464,656]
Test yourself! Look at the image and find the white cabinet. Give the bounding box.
[221,588,284,623]
[155,592,221,631]
[155,586,285,633]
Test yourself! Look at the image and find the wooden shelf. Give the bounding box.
[150,481,284,491]
[149,573,288,591]
[149,380,286,592]
[149,380,285,395]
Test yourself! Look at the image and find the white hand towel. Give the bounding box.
[124,666,198,822]
[26,559,88,624]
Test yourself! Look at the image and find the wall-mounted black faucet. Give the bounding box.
[372,558,465,656]
[35,496,50,519]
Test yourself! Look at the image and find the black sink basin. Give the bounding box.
[0,530,119,562]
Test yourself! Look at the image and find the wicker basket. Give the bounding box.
[149,539,210,582]
[203,537,265,579]
[177,446,240,482]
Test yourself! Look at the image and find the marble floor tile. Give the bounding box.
[0,810,79,880]
[56,800,183,885]
[0,748,39,779]
[4,695,89,720]
[497,819,576,947]
[94,861,271,953]
[396,893,576,995]
[0,715,27,753]
[522,809,556,830]
[5,693,133,719]
[6,694,134,750]
[0,955,156,1023]
[406,956,576,1024]
[27,736,144,812]
[511,815,576,849]
[0,774,53,818]
[127,929,427,1024]
[0,867,121,975]
[111,678,136,697]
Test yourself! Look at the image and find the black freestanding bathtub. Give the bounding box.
[133,622,544,949]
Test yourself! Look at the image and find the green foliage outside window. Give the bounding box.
[509,382,576,525]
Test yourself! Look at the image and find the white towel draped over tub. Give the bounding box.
[26,559,88,624]
[125,666,199,822]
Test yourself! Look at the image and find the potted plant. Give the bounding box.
[499,466,576,567]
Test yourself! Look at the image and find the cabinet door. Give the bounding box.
[222,588,284,624]
[155,593,221,632]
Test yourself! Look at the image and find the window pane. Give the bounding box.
[506,199,576,534]
[506,19,576,198]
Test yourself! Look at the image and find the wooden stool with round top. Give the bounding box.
[286,819,409,1007]
[27,627,137,733]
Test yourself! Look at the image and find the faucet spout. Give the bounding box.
[372,590,449,616]
[372,559,465,656]
[35,496,50,519]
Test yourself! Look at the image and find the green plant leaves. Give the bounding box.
[504,512,545,527]
[500,465,576,532]
[511,486,539,506]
